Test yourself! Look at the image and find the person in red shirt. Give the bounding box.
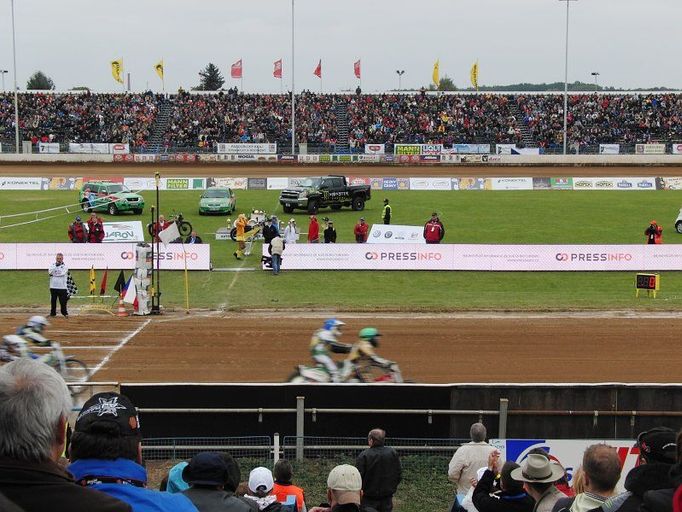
[308,215,319,243]
[151,215,172,242]
[68,216,88,243]
[87,212,105,243]
[423,213,445,244]
[644,220,663,244]
[272,459,305,512]
[354,217,369,243]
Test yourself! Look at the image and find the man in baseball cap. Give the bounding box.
[69,392,197,512]
[309,464,378,512]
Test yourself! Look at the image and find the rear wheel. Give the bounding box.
[80,200,91,213]
[287,371,306,383]
[178,220,192,237]
[230,227,237,242]
[351,196,365,211]
[62,358,90,396]
[108,203,118,215]
[676,222,682,234]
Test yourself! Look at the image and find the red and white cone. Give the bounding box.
[116,295,128,317]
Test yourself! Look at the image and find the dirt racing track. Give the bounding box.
[1,312,679,384]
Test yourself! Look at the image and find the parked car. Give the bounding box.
[198,187,236,215]
[279,175,371,214]
[675,209,682,233]
[80,181,144,215]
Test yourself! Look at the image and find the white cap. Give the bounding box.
[327,464,362,504]
[248,466,274,493]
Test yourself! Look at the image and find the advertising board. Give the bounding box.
[635,143,666,155]
[672,143,682,155]
[207,177,248,190]
[394,144,422,155]
[489,177,533,190]
[408,177,453,190]
[38,143,60,154]
[599,144,620,155]
[267,177,289,190]
[364,143,386,154]
[367,225,425,244]
[216,143,277,154]
[444,144,491,154]
[103,221,145,243]
[0,177,44,190]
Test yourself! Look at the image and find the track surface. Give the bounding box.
[1,312,678,384]
[1,163,681,177]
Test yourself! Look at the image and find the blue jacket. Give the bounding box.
[69,458,197,512]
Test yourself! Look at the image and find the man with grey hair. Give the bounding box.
[448,422,497,506]
[0,359,130,512]
[356,428,401,512]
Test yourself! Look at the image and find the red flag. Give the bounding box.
[313,59,322,78]
[273,59,282,79]
[354,59,361,79]
[231,59,242,79]
[99,268,108,296]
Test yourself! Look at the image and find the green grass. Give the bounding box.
[2,189,682,310]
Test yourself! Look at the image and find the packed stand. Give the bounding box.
[0,92,159,149]
[516,93,682,151]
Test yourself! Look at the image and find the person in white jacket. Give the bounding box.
[48,253,69,317]
[283,219,299,244]
[448,423,497,505]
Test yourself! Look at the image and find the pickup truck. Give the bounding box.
[279,175,372,214]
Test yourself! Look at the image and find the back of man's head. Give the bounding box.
[0,359,72,462]
[470,422,487,442]
[637,427,677,464]
[368,428,386,447]
[327,464,362,506]
[582,444,621,494]
[70,392,141,462]
[274,459,293,485]
[500,461,525,494]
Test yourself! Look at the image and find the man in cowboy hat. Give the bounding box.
[511,453,567,512]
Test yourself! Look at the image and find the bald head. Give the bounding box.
[368,429,386,447]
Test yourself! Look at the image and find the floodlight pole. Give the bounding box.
[591,72,600,91]
[0,71,8,92]
[291,0,296,156]
[151,172,161,315]
[10,0,20,153]
[560,0,577,156]
[396,70,405,91]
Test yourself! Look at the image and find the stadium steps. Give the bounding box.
[334,101,351,154]
[146,100,172,153]
[509,102,536,147]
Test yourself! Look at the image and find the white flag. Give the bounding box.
[123,278,137,304]
[158,222,181,247]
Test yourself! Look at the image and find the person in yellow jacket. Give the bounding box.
[382,199,392,225]
[233,213,248,260]
[347,328,394,373]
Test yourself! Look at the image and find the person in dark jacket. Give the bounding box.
[324,220,337,243]
[473,451,534,512]
[181,452,252,512]
[185,231,203,244]
[262,218,279,245]
[640,428,682,512]
[68,216,88,243]
[87,212,105,243]
[423,213,445,244]
[0,359,131,512]
[356,429,401,512]
[309,464,378,512]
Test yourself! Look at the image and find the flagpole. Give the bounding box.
[10,0,19,154]
[291,0,296,155]
[162,58,165,93]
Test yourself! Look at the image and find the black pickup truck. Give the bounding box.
[279,175,372,214]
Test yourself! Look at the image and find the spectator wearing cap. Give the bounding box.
[263,218,279,245]
[354,218,369,243]
[283,219,299,244]
[511,454,566,512]
[243,467,282,511]
[0,359,131,512]
[180,452,252,512]
[552,444,622,512]
[449,423,497,503]
[356,428,401,512]
[164,461,189,493]
[273,459,307,512]
[309,464,378,512]
[381,199,391,225]
[68,392,198,512]
[323,220,337,243]
[68,216,88,243]
[308,216,320,244]
[636,428,682,512]
[473,451,534,512]
[423,213,445,244]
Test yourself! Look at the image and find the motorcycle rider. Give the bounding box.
[345,327,394,381]
[0,316,53,363]
[309,318,351,382]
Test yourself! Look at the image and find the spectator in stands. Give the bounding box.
[180,452,252,512]
[0,359,131,512]
[185,231,203,244]
[354,217,369,243]
[164,461,190,493]
[87,212,105,243]
[448,423,497,505]
[356,428,401,512]
[68,216,88,243]
[273,459,306,512]
[68,392,197,512]
[552,444,622,512]
[323,220,337,243]
[308,215,320,243]
[473,452,534,512]
[423,213,445,244]
[511,454,566,512]
[309,464,377,512]
[283,219,300,244]
[243,467,282,511]
[641,428,682,512]
[645,220,663,245]
[382,200,391,225]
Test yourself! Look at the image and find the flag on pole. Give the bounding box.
[99,268,108,296]
[470,61,479,90]
[114,270,126,295]
[432,60,440,88]
[158,222,181,247]
[89,266,96,295]
[273,59,282,79]
[313,59,322,78]
[155,60,164,80]
[354,60,361,79]
[231,59,243,79]
[111,59,124,84]
[123,276,137,304]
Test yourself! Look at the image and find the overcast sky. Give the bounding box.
[1,0,680,94]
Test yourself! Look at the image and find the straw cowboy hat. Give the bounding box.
[510,454,565,483]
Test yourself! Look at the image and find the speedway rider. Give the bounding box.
[309,318,351,382]
[346,327,395,377]
[0,316,53,363]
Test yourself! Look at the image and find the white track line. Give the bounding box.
[64,346,118,350]
[89,320,151,377]
[51,330,132,334]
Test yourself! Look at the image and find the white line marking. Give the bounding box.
[52,330,133,334]
[89,320,151,377]
[63,346,118,350]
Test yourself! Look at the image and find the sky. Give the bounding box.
[0,0,681,94]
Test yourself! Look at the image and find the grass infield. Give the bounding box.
[1,189,682,310]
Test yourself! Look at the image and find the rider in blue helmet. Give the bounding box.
[309,318,351,382]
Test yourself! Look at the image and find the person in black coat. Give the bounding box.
[632,428,681,512]
[323,221,337,243]
[473,451,534,512]
[184,231,203,244]
[262,219,279,245]
[356,429,401,512]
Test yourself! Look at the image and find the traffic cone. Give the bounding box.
[116,294,128,317]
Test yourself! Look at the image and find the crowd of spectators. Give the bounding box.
[2,91,682,152]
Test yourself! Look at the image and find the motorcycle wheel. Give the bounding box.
[287,371,307,383]
[62,358,90,396]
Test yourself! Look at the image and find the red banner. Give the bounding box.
[231,59,242,79]
[273,59,282,79]
[354,59,361,79]
[313,59,321,78]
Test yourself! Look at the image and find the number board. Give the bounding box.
[635,273,659,290]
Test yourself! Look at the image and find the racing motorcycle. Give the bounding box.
[287,361,405,383]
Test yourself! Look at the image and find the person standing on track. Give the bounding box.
[382,199,392,225]
[48,253,69,318]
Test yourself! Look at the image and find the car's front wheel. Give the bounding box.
[676,221,682,234]
[108,203,118,215]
